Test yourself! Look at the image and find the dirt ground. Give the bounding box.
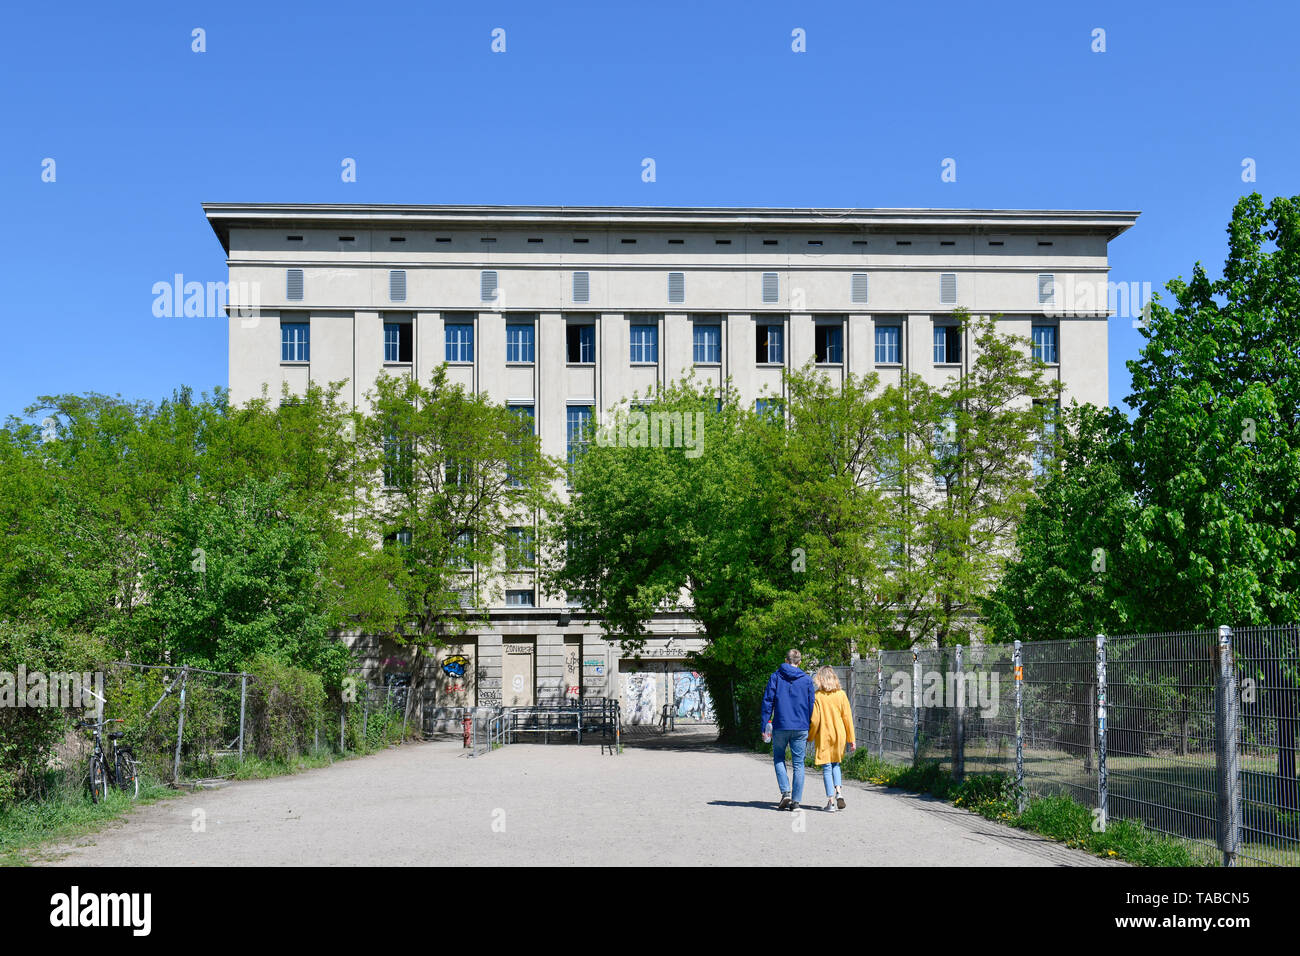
[38,731,1123,866]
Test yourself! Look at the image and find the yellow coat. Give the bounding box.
[807,689,855,765]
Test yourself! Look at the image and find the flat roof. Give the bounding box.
[203,202,1140,253]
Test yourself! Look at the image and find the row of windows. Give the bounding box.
[283,268,1064,306]
[282,319,1060,367]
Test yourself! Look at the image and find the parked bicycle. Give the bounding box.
[77,717,140,801]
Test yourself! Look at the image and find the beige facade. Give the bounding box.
[207,203,1137,722]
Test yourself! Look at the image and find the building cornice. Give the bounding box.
[203,203,1140,253]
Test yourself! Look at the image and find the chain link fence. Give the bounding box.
[852,624,1300,867]
[45,664,410,794]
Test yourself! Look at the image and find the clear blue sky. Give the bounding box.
[3,0,1297,421]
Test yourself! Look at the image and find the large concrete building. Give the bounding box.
[205,202,1137,729]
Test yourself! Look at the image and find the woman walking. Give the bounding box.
[807,666,856,812]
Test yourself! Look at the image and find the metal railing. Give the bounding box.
[852,624,1300,867]
[468,698,622,756]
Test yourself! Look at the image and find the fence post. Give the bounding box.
[1013,640,1024,811]
[1096,634,1108,833]
[173,668,188,783]
[1215,625,1242,866]
[911,644,920,763]
[340,703,345,753]
[876,650,885,760]
[238,674,247,763]
[953,644,965,782]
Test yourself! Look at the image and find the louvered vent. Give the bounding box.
[389,270,407,302]
[668,272,685,304]
[286,269,304,300]
[762,272,779,303]
[940,273,957,304]
[573,271,590,303]
[851,273,869,304]
[481,270,499,302]
[1038,273,1055,304]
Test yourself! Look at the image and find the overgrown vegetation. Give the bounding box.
[841,750,1203,866]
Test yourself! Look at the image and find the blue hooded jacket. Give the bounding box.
[760,663,816,732]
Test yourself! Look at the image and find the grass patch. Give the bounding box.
[0,773,177,866]
[842,749,1206,867]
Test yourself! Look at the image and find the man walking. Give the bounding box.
[760,649,816,811]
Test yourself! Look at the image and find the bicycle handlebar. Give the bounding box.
[76,718,124,730]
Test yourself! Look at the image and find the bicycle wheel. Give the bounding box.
[115,749,140,798]
[89,756,108,804]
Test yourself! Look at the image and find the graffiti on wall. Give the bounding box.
[673,671,715,722]
[622,671,659,725]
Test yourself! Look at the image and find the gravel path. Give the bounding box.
[38,734,1122,866]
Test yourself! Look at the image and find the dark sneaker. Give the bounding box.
[777,793,793,811]
[836,792,846,810]
[790,802,801,812]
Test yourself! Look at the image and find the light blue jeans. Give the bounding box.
[821,762,843,796]
[771,729,807,802]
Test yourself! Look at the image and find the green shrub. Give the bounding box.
[0,624,106,806]
[244,655,326,762]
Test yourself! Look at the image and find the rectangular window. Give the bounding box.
[384,527,413,548]
[934,414,959,489]
[875,326,900,364]
[453,530,473,570]
[566,324,595,363]
[1031,325,1058,364]
[1032,401,1060,478]
[877,445,902,490]
[756,324,784,364]
[384,321,413,363]
[389,270,407,302]
[506,527,537,569]
[445,323,474,362]
[383,431,413,489]
[506,322,535,363]
[755,398,784,420]
[507,404,535,487]
[667,272,685,304]
[933,325,961,364]
[481,270,499,302]
[815,324,843,364]
[281,322,310,362]
[693,324,721,364]
[566,406,593,475]
[505,589,535,607]
[629,324,659,363]
[286,269,304,300]
[761,272,779,303]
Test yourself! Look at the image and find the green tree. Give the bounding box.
[355,368,560,695]
[908,312,1061,646]
[136,475,350,681]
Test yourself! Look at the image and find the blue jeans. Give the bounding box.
[821,762,842,796]
[771,729,807,802]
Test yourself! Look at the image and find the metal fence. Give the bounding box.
[852,625,1300,867]
[468,698,622,756]
[48,664,406,791]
